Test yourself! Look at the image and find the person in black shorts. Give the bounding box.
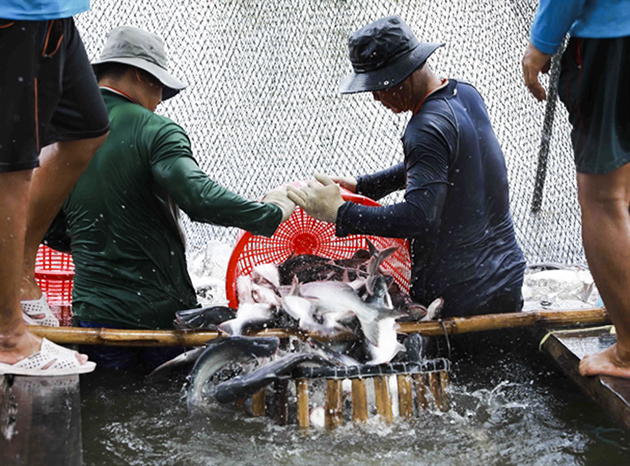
[0,11,109,375]
[523,2,630,379]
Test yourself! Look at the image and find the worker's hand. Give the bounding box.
[522,41,552,102]
[262,187,295,223]
[330,175,358,193]
[286,173,345,224]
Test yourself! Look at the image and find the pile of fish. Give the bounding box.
[161,241,444,410]
[175,240,442,365]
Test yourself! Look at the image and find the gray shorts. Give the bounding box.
[558,35,630,174]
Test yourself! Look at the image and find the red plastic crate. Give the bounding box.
[34,244,74,326]
[225,185,411,308]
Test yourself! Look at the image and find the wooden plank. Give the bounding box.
[1,375,82,466]
[534,326,630,431]
[251,389,266,417]
[295,379,309,430]
[373,376,393,423]
[413,373,428,411]
[324,379,343,430]
[439,371,450,412]
[428,373,442,411]
[397,374,414,418]
[351,378,368,423]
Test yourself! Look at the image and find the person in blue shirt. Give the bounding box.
[288,16,526,319]
[522,0,630,379]
[0,1,109,376]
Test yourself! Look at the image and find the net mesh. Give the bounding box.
[75,0,583,266]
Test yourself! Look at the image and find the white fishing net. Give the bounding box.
[75,0,582,266]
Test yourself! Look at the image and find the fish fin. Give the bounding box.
[422,297,444,321]
[366,238,377,257]
[359,318,380,346]
[217,320,237,335]
[146,346,205,382]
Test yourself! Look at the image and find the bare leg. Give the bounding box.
[0,170,89,366]
[0,170,42,364]
[20,134,108,302]
[577,165,630,379]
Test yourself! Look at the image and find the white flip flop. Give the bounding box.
[21,293,60,327]
[0,338,96,376]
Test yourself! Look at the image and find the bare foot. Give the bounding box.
[0,329,88,366]
[579,343,630,379]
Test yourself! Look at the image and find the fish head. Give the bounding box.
[251,282,281,305]
[251,263,280,289]
[365,275,394,309]
[174,306,237,330]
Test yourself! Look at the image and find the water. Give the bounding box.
[79,332,628,466]
[72,245,629,465]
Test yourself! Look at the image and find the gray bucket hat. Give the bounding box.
[339,16,444,94]
[92,26,187,101]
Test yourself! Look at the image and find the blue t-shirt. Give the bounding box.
[530,0,630,54]
[0,1,89,20]
[336,80,525,317]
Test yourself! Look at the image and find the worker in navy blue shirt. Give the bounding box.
[288,16,525,318]
[523,0,630,379]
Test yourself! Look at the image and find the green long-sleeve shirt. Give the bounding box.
[66,89,281,329]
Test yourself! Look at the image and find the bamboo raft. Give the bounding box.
[9,307,618,432]
[25,306,609,431]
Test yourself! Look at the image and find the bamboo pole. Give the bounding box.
[251,389,266,417]
[325,379,343,430]
[351,378,369,423]
[439,371,449,412]
[397,307,609,336]
[414,374,428,411]
[428,373,442,411]
[373,376,393,423]
[397,374,414,418]
[296,379,309,430]
[27,307,609,347]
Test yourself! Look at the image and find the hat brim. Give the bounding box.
[339,43,444,95]
[92,57,187,101]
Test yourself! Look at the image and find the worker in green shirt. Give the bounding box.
[40,26,294,370]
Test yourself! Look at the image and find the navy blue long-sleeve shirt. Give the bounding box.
[336,80,525,317]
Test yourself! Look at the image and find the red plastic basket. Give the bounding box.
[225,186,411,308]
[34,244,74,326]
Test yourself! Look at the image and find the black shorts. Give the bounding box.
[558,35,630,174]
[0,18,109,173]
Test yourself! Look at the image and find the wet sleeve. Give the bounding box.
[147,122,282,237]
[356,163,406,201]
[336,109,454,241]
[530,0,585,54]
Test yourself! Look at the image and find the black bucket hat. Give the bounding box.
[339,16,444,95]
[92,26,187,101]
